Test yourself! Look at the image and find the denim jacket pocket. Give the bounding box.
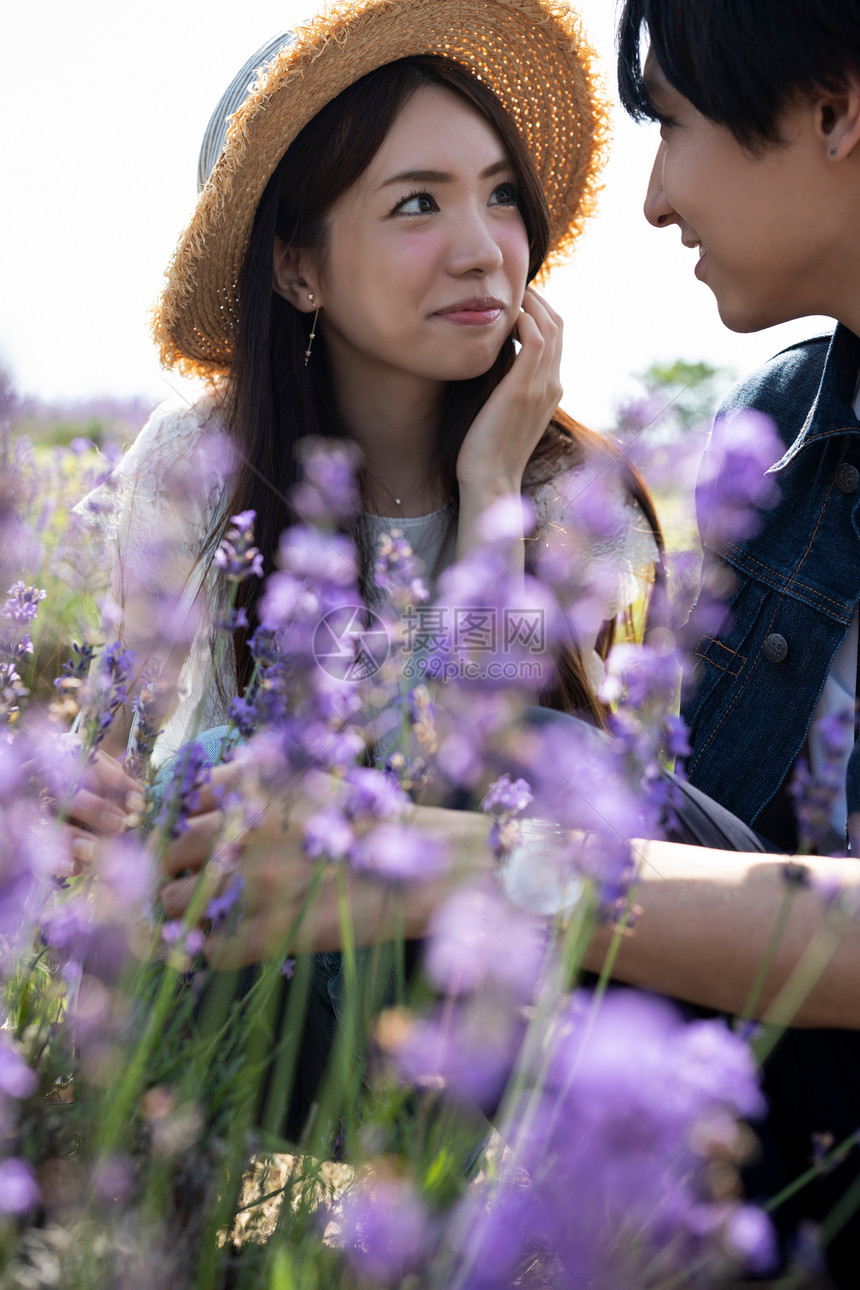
[681,576,771,743]
[693,636,747,679]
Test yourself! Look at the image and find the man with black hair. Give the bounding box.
[615,2,860,1282]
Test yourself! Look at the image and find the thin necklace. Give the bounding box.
[362,466,444,516]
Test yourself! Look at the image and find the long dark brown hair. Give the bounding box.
[211,55,664,725]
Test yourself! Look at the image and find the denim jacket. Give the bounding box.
[680,324,860,828]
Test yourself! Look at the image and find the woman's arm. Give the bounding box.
[158,773,859,1027]
[160,786,492,964]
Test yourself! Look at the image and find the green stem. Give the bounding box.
[740,883,797,1022]
[95,863,233,1158]
[753,917,845,1065]
[764,1128,860,1215]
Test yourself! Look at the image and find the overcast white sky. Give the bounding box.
[1,0,832,430]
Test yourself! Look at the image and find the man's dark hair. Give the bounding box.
[617,0,860,149]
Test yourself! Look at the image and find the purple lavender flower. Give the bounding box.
[277,528,358,589]
[0,661,28,728]
[343,766,410,822]
[393,997,522,1108]
[348,822,449,884]
[425,881,547,1000]
[293,436,361,526]
[156,740,211,839]
[214,510,264,583]
[227,693,259,740]
[79,641,136,755]
[0,1158,40,1215]
[56,640,95,688]
[476,492,536,545]
[2,581,46,623]
[791,708,854,854]
[302,808,355,860]
[184,928,206,956]
[374,528,429,608]
[335,1177,433,1286]
[696,409,783,544]
[280,957,295,978]
[205,872,246,929]
[91,1155,135,1205]
[161,920,184,946]
[481,774,534,819]
[215,605,250,632]
[0,1034,37,1099]
[123,674,165,777]
[450,990,772,1286]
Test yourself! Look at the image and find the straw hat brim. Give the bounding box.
[153,0,610,379]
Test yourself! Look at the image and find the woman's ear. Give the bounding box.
[272,237,322,310]
[817,71,860,161]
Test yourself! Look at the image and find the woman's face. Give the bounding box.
[303,83,531,389]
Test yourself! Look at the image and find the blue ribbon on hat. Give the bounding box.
[197,32,296,193]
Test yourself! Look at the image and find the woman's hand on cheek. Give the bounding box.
[455,287,563,501]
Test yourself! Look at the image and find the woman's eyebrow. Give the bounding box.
[378,159,512,189]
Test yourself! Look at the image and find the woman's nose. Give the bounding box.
[448,211,505,276]
[643,140,676,228]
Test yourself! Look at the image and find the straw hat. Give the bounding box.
[153,0,609,379]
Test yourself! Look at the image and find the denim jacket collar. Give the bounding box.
[767,323,860,474]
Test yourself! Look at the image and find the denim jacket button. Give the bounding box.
[836,463,859,494]
[763,633,788,663]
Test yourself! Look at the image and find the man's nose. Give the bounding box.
[643,139,674,228]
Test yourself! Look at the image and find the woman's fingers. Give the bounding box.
[65,785,131,837]
[80,748,143,803]
[160,862,227,921]
[160,810,226,878]
[455,285,564,498]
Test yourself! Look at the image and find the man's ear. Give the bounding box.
[817,71,860,161]
[272,237,321,309]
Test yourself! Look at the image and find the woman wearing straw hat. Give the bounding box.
[71,0,670,1133]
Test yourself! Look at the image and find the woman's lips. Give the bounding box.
[434,299,505,326]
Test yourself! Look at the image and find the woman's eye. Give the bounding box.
[393,191,437,216]
[489,181,520,207]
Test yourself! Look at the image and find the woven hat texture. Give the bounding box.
[153,0,609,378]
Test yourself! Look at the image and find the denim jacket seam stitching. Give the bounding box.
[695,634,744,658]
[687,603,782,775]
[719,557,851,620]
[693,651,744,678]
[722,514,854,616]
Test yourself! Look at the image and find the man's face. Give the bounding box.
[641,51,844,332]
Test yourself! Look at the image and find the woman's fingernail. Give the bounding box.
[104,810,128,835]
[126,791,146,813]
[72,837,96,865]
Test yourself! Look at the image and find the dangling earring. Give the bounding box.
[304,292,319,367]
